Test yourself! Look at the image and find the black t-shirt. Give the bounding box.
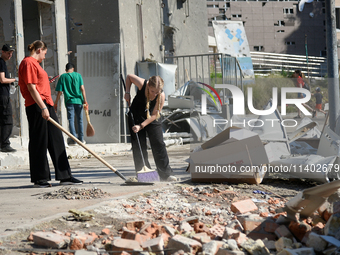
[0,58,10,96]
[130,80,158,124]
[315,93,323,105]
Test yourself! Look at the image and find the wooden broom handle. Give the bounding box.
[48,117,120,175]
[85,109,91,124]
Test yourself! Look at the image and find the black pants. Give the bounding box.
[0,95,13,148]
[128,114,173,180]
[26,103,71,183]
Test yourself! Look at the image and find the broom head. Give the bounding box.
[86,123,95,137]
[85,109,95,137]
[137,166,160,182]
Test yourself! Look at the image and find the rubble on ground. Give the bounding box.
[38,186,110,200]
[3,181,340,255]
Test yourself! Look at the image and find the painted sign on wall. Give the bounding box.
[212,20,254,80]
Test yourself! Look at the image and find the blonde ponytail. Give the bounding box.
[146,76,164,120]
[146,88,151,119]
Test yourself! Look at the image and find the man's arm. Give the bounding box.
[0,72,15,84]
[80,85,88,110]
[54,91,63,111]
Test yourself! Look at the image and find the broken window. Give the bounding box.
[283,7,294,14]
[274,20,285,26]
[336,8,340,30]
[320,50,327,57]
[283,8,294,14]
[253,46,264,51]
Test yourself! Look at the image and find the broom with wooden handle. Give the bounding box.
[48,117,126,181]
[120,74,160,183]
[84,104,95,137]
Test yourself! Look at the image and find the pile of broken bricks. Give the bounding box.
[21,183,340,255]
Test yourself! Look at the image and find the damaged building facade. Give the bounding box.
[1,0,208,145]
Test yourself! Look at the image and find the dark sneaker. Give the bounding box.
[312,110,316,118]
[60,176,83,185]
[1,145,16,153]
[33,180,52,188]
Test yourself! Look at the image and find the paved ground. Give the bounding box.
[0,112,328,241]
[0,144,191,240]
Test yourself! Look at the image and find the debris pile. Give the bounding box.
[39,186,110,200]
[21,182,340,254]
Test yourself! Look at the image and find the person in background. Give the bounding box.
[312,87,327,118]
[124,74,177,182]
[18,40,82,188]
[54,63,88,145]
[292,70,314,119]
[0,44,17,152]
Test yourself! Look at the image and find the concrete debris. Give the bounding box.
[39,186,110,200]
[190,127,269,185]
[19,182,340,255]
[284,180,340,220]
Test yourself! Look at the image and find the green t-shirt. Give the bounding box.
[56,72,84,105]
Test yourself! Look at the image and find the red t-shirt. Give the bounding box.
[18,56,54,107]
[296,76,304,88]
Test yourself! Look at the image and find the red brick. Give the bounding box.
[27,232,34,242]
[101,228,111,235]
[70,237,83,250]
[288,221,311,241]
[109,239,142,251]
[194,222,209,233]
[223,227,248,246]
[323,209,332,222]
[32,231,70,249]
[209,224,225,239]
[264,221,279,233]
[237,215,264,233]
[140,223,160,238]
[230,199,258,214]
[74,231,97,246]
[125,221,145,231]
[192,232,209,242]
[121,227,137,240]
[142,236,164,254]
[260,212,269,217]
[134,233,150,245]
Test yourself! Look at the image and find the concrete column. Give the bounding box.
[14,0,29,147]
[325,0,340,131]
[54,0,69,133]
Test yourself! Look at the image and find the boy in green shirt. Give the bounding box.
[54,63,88,144]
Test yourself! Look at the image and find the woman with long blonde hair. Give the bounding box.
[124,74,176,181]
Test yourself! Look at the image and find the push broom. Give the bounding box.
[120,74,160,183]
[84,106,95,137]
[48,117,127,182]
